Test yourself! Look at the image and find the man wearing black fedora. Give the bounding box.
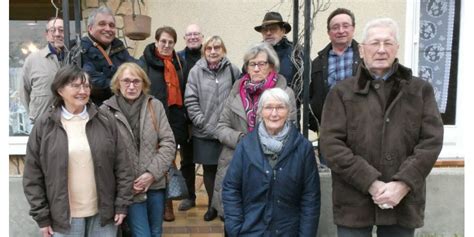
[254,11,302,86]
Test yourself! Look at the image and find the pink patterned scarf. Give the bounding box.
[239,71,278,131]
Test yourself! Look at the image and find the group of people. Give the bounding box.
[21,5,443,237]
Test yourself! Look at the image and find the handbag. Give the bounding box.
[147,98,189,201]
[165,164,189,200]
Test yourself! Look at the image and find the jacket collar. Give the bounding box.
[143,43,181,70]
[318,39,359,57]
[195,57,231,73]
[354,59,412,94]
[242,123,300,168]
[50,102,98,125]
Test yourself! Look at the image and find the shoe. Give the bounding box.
[163,199,175,222]
[178,199,196,211]
[204,208,217,221]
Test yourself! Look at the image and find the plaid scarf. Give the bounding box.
[239,71,278,131]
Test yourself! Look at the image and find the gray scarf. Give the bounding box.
[258,121,290,156]
[117,93,145,147]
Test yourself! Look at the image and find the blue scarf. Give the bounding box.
[258,121,290,155]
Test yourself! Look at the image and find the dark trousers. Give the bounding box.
[179,138,196,200]
[337,225,415,237]
[203,164,217,208]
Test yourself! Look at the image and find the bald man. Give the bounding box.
[175,23,204,211]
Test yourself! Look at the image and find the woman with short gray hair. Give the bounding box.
[211,42,297,220]
[222,88,321,236]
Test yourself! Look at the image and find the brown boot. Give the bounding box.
[163,199,175,222]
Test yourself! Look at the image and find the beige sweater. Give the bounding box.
[61,113,98,218]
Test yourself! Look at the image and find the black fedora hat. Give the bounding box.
[254,12,292,33]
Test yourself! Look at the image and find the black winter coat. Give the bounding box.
[140,43,189,144]
[309,40,361,132]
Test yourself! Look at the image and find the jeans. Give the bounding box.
[337,225,415,237]
[127,189,166,237]
[53,214,117,237]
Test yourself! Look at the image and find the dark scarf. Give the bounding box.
[48,43,64,62]
[117,93,145,147]
[239,71,278,131]
[208,59,223,72]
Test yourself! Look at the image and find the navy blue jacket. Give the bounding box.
[222,123,320,237]
[81,37,136,105]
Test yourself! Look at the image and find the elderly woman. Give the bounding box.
[140,26,190,221]
[222,88,321,236]
[23,65,133,237]
[184,36,240,221]
[212,42,297,219]
[101,62,176,236]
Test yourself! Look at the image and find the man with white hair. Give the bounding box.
[81,6,136,105]
[175,23,204,212]
[22,17,65,124]
[320,18,443,237]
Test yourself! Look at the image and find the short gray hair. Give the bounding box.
[87,6,115,28]
[243,42,280,72]
[361,17,399,43]
[257,88,290,116]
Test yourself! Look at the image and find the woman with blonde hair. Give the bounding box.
[101,62,176,236]
[184,35,240,221]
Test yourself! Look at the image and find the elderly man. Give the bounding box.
[81,6,135,105]
[309,8,362,132]
[175,23,204,211]
[253,11,301,86]
[320,18,443,237]
[21,17,65,124]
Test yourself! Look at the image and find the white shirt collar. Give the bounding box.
[61,106,89,120]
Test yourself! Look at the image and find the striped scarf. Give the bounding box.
[239,71,278,131]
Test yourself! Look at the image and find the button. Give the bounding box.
[266,170,269,174]
[386,118,390,123]
[374,84,380,89]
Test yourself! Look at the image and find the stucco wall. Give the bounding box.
[131,0,406,67]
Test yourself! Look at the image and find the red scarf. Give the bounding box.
[239,71,278,131]
[155,49,183,107]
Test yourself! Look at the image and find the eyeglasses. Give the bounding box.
[263,105,287,113]
[261,24,281,33]
[248,61,268,69]
[329,23,353,32]
[47,27,64,34]
[205,45,222,52]
[362,40,398,50]
[120,79,142,87]
[68,83,91,91]
[158,39,175,46]
[185,32,201,37]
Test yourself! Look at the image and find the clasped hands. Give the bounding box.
[368,180,410,210]
[133,172,155,194]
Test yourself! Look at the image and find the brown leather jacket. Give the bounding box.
[23,104,133,233]
[320,61,443,228]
